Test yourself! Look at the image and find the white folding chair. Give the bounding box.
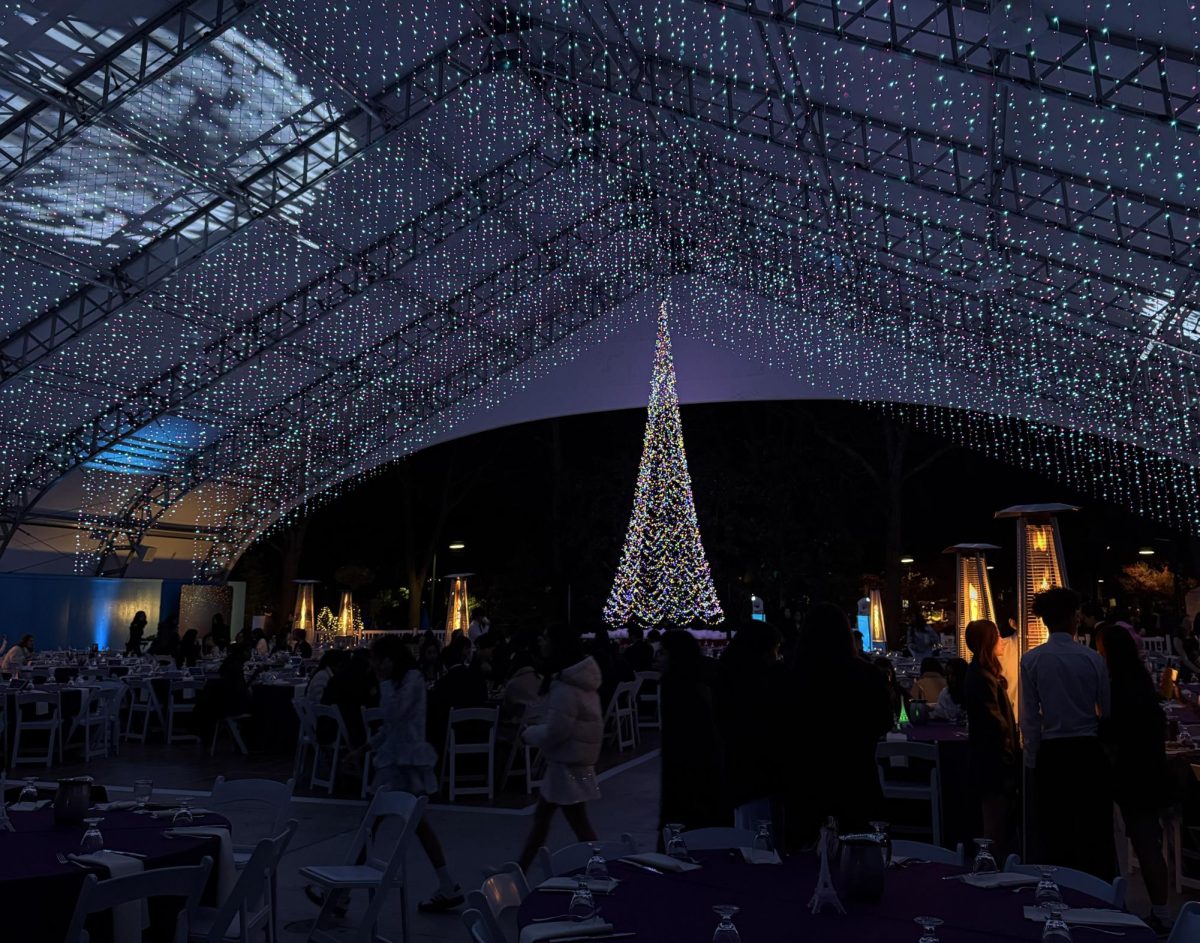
[64,685,109,760]
[190,822,297,943]
[299,790,427,943]
[63,858,213,943]
[11,691,60,768]
[441,707,499,802]
[1144,637,1168,656]
[210,712,252,757]
[536,835,638,880]
[875,740,943,846]
[1004,854,1127,907]
[1168,901,1200,943]
[307,704,353,795]
[602,681,639,752]
[465,863,530,943]
[662,826,755,850]
[167,678,205,744]
[892,839,965,866]
[361,705,385,798]
[123,676,166,742]
[634,671,661,729]
[461,907,501,943]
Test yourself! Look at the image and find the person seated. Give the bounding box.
[418,636,443,683]
[429,635,487,746]
[873,656,908,721]
[932,657,968,722]
[909,657,947,703]
[176,628,201,668]
[589,625,634,709]
[323,649,377,747]
[292,629,313,659]
[149,621,179,659]
[306,650,345,705]
[194,643,252,742]
[501,651,542,723]
[1,634,33,671]
[623,625,655,673]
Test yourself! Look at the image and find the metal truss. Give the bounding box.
[701,0,1200,134]
[0,0,261,186]
[0,26,494,385]
[1,137,576,558]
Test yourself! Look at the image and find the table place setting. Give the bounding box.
[538,875,622,894]
[618,852,701,873]
[1022,906,1151,930]
[518,916,627,943]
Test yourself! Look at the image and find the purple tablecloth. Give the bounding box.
[518,851,1156,942]
[0,807,227,941]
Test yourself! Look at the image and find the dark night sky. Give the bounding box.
[235,400,1193,628]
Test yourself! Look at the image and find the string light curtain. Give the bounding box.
[604,302,723,628]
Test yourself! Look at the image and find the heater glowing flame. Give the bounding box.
[967,582,981,622]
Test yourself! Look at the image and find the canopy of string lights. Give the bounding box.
[0,0,1198,579]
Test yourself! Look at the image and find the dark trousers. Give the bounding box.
[1034,736,1116,879]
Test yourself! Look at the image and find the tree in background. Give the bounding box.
[604,304,724,627]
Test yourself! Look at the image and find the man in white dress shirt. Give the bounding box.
[1019,587,1115,878]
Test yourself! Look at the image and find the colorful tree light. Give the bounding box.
[604,303,723,628]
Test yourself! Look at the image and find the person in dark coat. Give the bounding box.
[964,619,1020,861]
[1098,624,1171,933]
[623,625,655,673]
[176,629,201,668]
[658,630,727,839]
[716,621,785,828]
[784,603,893,847]
[126,611,148,655]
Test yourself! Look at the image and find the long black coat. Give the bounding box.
[964,662,1019,795]
[659,666,727,832]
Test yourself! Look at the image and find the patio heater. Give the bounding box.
[994,504,1077,653]
[444,573,472,642]
[337,590,356,637]
[292,579,318,639]
[868,589,887,652]
[943,544,999,660]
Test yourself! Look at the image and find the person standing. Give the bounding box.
[127,611,148,655]
[1019,587,1115,878]
[1097,625,1172,934]
[964,620,1019,860]
[517,625,603,872]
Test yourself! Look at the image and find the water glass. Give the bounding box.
[568,879,596,920]
[869,819,891,866]
[18,777,38,804]
[914,915,943,943]
[172,796,195,826]
[972,838,998,874]
[1042,910,1073,942]
[79,817,104,854]
[712,905,740,943]
[665,823,689,860]
[752,820,774,854]
[132,779,153,811]
[1035,866,1064,910]
[585,844,610,882]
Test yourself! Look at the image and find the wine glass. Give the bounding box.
[18,777,38,805]
[972,838,998,874]
[79,817,104,854]
[172,796,194,826]
[132,779,153,812]
[1042,910,1073,942]
[1035,866,1064,911]
[869,819,891,866]
[914,916,943,943]
[665,823,689,860]
[585,843,610,882]
[568,879,596,920]
[752,820,774,854]
[712,905,740,943]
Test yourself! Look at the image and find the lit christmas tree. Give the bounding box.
[604,303,724,627]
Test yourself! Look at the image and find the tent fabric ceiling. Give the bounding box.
[0,0,1198,578]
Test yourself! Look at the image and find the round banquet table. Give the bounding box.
[517,851,1157,943]
[0,807,228,942]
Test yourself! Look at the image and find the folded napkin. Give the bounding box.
[95,800,139,811]
[738,847,782,865]
[519,917,614,943]
[70,851,146,943]
[152,807,211,819]
[7,799,49,812]
[963,872,1038,888]
[620,852,701,873]
[537,876,620,894]
[1023,906,1149,929]
[164,825,236,898]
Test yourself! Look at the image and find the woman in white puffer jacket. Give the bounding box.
[517,625,604,871]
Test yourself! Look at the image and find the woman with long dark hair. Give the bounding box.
[1098,624,1171,933]
[964,620,1019,859]
[785,603,893,846]
[517,625,603,871]
[126,611,147,655]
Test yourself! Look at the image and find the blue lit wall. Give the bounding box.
[0,574,244,650]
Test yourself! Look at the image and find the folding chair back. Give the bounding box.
[196,822,297,943]
[63,858,212,943]
[1004,854,1127,908]
[466,863,529,943]
[209,776,296,853]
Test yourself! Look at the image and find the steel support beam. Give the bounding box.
[0,27,495,385]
